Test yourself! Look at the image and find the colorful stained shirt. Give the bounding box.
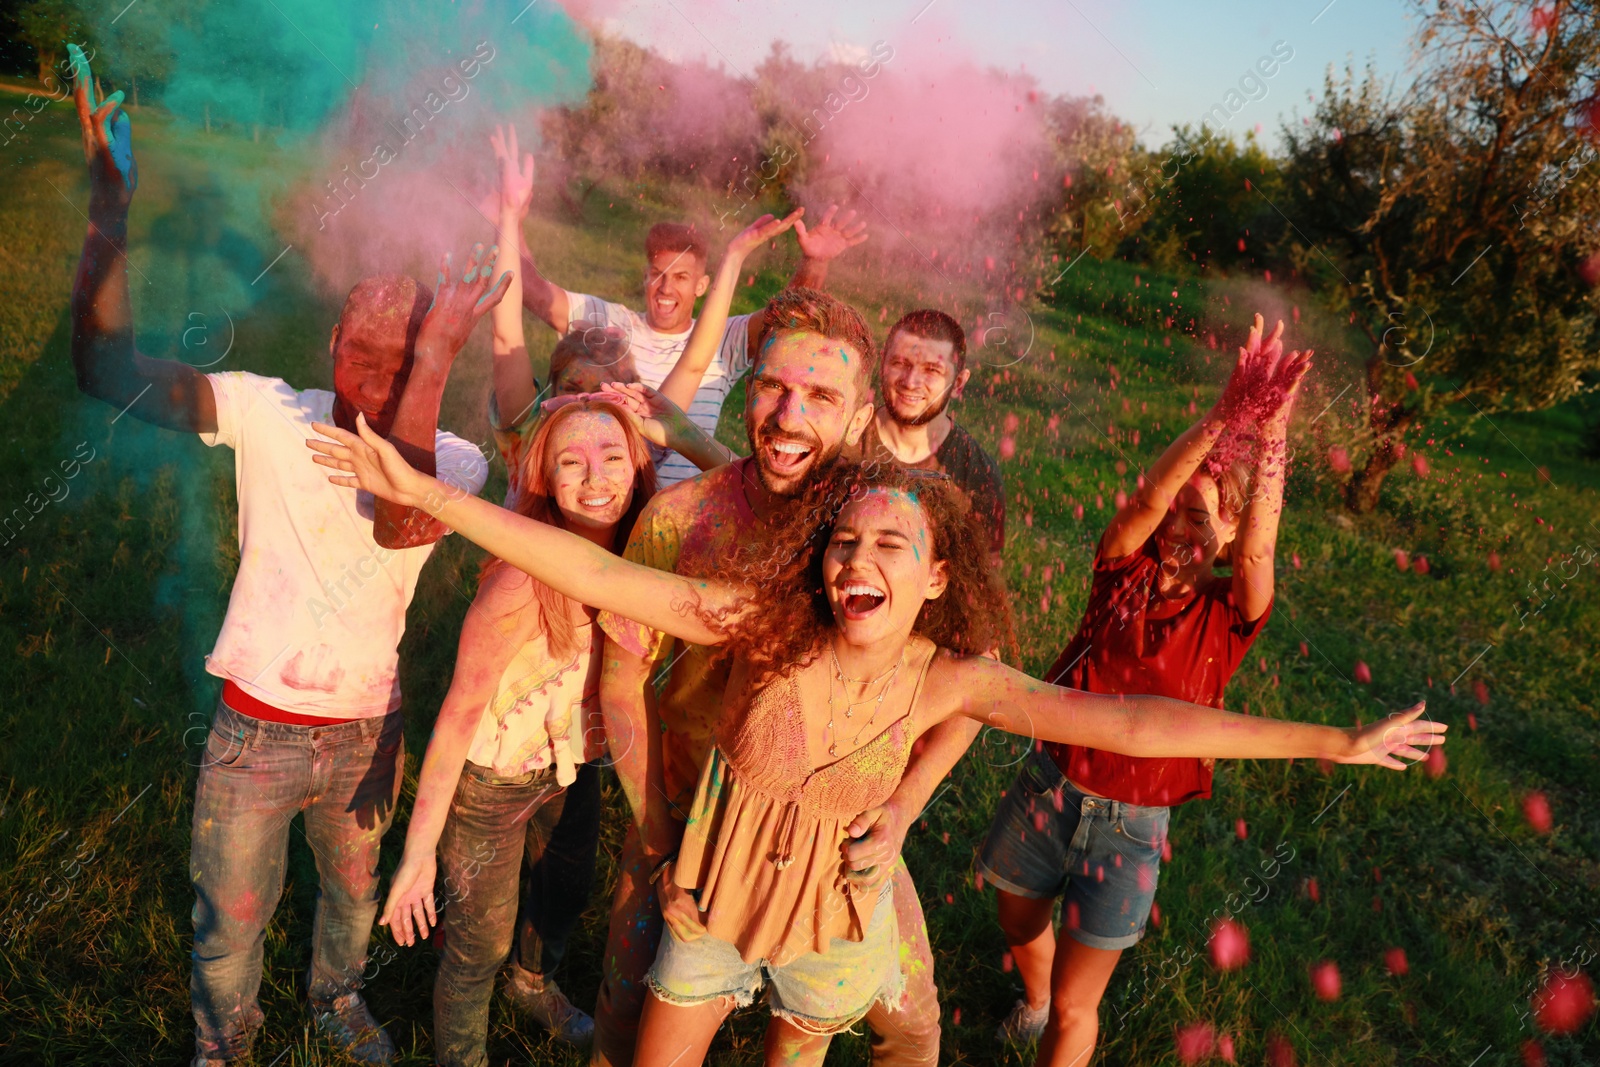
[596,458,762,806]
[464,619,604,783]
[199,372,487,718]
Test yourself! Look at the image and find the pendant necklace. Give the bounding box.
[824,645,903,757]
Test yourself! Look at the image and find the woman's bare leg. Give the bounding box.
[764,1015,833,1067]
[1034,939,1123,1067]
[633,991,732,1067]
[997,889,1056,1014]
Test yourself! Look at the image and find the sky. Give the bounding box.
[588,0,1422,151]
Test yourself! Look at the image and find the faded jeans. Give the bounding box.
[190,698,404,1061]
[434,760,587,1067]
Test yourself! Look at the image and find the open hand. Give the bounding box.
[308,414,441,510]
[490,123,535,219]
[70,43,136,207]
[795,205,868,261]
[415,244,513,364]
[379,852,438,947]
[727,208,803,261]
[841,803,907,896]
[1338,701,1446,769]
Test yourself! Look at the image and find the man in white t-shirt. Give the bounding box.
[507,207,868,485]
[67,49,499,1066]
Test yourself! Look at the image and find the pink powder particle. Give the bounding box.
[1385,947,1409,976]
[1209,918,1251,971]
[1354,660,1373,684]
[1174,1021,1216,1064]
[1522,792,1553,834]
[1310,960,1342,1001]
[1327,447,1351,474]
[1532,970,1595,1034]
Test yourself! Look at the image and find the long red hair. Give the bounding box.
[479,399,658,658]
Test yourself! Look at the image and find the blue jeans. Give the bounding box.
[189,698,404,1060]
[434,761,574,1067]
[977,747,1169,951]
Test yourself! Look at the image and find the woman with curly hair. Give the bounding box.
[307,423,1445,1067]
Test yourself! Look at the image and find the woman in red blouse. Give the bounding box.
[980,314,1311,1065]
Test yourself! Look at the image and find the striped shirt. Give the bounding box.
[565,290,752,487]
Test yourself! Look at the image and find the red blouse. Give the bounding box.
[1045,538,1272,807]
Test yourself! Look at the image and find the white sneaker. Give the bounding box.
[996,998,1050,1044]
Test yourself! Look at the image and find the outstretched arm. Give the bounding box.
[1231,349,1311,621]
[941,654,1445,768]
[308,414,740,645]
[657,209,801,412]
[488,124,541,433]
[380,563,538,946]
[1102,314,1282,559]
[67,44,217,434]
[374,243,511,549]
[743,205,869,364]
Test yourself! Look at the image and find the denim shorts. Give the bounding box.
[648,883,902,1035]
[977,746,1170,951]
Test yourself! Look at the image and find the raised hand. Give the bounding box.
[794,204,868,262]
[378,851,438,947]
[727,207,803,261]
[308,414,439,510]
[415,244,513,365]
[1337,702,1446,769]
[1214,313,1291,425]
[490,123,535,220]
[70,43,136,207]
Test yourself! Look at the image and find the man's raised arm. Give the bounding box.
[374,244,509,549]
[68,44,216,434]
[743,204,868,364]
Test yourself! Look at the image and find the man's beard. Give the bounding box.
[748,418,847,499]
[885,382,954,427]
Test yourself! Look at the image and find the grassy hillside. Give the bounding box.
[0,106,1595,1065]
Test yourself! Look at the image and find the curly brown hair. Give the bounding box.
[705,461,1016,684]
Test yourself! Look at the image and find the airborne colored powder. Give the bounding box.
[81,0,594,292]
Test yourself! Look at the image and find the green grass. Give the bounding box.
[1,107,1596,1066]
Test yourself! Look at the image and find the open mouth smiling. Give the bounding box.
[840,581,887,619]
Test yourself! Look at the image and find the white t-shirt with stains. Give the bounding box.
[200,371,488,718]
[564,289,751,487]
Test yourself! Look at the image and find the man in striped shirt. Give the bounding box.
[516,208,867,485]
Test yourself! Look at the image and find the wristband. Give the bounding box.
[648,852,678,885]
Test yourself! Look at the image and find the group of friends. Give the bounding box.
[65,46,1446,1067]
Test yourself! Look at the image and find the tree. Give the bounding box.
[1125,126,1287,274]
[15,0,89,85]
[1281,0,1600,511]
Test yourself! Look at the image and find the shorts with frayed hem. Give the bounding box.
[647,883,902,1035]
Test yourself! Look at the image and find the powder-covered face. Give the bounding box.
[822,488,948,647]
[1156,473,1240,577]
[744,330,873,497]
[642,248,709,333]
[546,411,636,533]
[881,331,966,427]
[329,308,413,438]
